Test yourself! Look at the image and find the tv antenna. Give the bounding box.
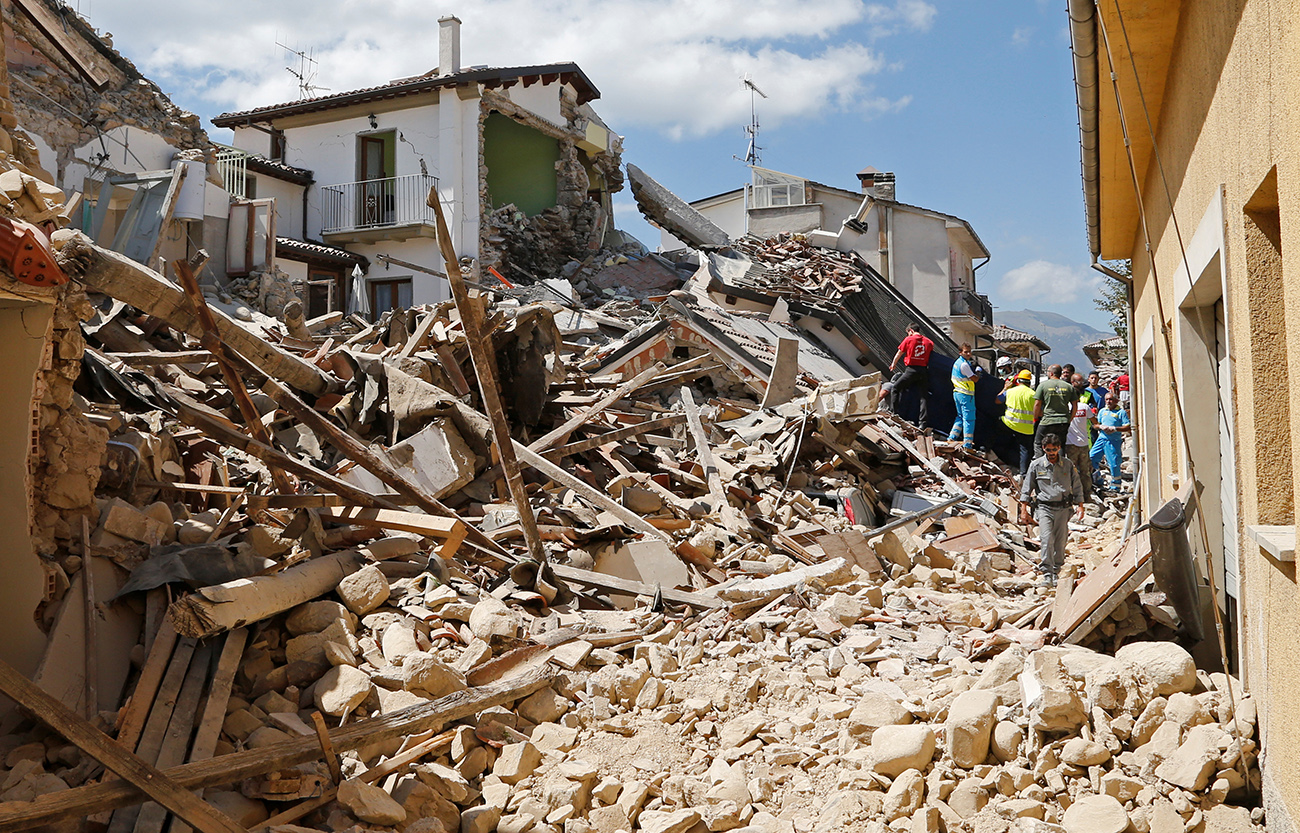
[733,75,768,166]
[277,41,330,99]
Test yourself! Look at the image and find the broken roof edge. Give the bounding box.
[627,164,730,251]
[212,63,600,127]
[701,247,962,366]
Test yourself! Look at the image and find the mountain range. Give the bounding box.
[996,309,1111,372]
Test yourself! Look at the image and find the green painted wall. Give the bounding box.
[484,112,559,217]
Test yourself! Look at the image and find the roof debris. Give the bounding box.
[0,210,1258,833]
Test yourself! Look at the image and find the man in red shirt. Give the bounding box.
[1112,371,1131,407]
[889,323,935,431]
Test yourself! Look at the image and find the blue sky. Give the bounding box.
[84,0,1113,331]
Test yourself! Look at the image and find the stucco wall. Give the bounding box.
[1114,1,1300,827]
[891,207,950,322]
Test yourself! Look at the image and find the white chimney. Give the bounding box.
[439,16,462,75]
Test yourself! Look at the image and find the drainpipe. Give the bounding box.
[1069,0,1101,257]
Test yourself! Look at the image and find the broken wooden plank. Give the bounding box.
[11,0,111,87]
[428,192,545,563]
[0,657,245,833]
[0,667,555,831]
[548,563,723,610]
[315,507,467,559]
[112,622,178,757]
[680,386,727,509]
[53,231,337,395]
[132,642,213,833]
[250,731,455,833]
[106,351,214,366]
[877,421,969,497]
[512,443,670,544]
[541,413,687,461]
[169,629,248,833]
[533,361,668,450]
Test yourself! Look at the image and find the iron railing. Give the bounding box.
[321,174,438,234]
[950,287,994,326]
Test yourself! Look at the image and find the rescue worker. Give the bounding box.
[999,369,1036,478]
[947,342,980,449]
[1019,432,1085,587]
[888,323,935,432]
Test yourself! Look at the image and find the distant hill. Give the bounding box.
[996,310,1111,372]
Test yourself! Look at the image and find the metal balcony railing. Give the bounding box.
[950,287,994,326]
[321,174,438,234]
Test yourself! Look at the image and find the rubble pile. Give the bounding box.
[0,224,1264,833]
[729,235,867,306]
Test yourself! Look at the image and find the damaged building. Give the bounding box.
[212,17,624,319]
[658,165,995,351]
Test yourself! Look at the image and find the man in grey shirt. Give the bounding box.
[1018,432,1084,587]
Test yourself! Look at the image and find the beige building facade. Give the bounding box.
[1070,0,1300,828]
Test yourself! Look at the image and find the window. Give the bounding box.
[307,267,343,318]
[748,167,808,210]
[369,278,412,319]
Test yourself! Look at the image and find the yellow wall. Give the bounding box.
[1112,1,1300,827]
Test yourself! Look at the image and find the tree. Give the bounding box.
[1095,259,1131,340]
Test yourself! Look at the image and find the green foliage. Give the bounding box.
[1095,260,1131,340]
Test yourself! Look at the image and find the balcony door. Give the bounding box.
[359,133,395,227]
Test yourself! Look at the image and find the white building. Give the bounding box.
[662,166,994,348]
[213,17,623,319]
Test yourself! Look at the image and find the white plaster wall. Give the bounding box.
[63,126,182,196]
[892,208,950,321]
[280,258,308,285]
[24,132,56,180]
[230,126,272,158]
[253,175,305,239]
[504,83,562,126]
[351,238,449,306]
[660,193,749,250]
[810,188,863,232]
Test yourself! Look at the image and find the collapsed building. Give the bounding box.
[211,17,624,319]
[0,4,1269,833]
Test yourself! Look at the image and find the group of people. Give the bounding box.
[881,325,1133,587]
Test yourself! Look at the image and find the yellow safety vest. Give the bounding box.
[952,359,976,395]
[1002,385,1035,434]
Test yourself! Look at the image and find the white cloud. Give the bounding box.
[84,0,933,140]
[999,260,1102,304]
[1011,26,1034,46]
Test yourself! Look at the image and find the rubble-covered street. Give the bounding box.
[0,3,1278,833]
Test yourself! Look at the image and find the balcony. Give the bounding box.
[321,174,438,244]
[950,287,993,327]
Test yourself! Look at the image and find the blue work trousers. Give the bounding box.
[949,391,976,445]
[1090,436,1124,485]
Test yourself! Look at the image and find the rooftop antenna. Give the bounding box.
[277,41,331,99]
[734,75,768,166]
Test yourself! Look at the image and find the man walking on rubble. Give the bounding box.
[1066,373,1098,502]
[889,323,935,432]
[1019,432,1084,587]
[999,370,1036,479]
[1033,364,1077,458]
[947,342,980,449]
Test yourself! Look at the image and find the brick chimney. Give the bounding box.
[439,16,462,75]
[857,167,896,201]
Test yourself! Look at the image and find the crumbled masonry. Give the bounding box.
[0,224,1263,833]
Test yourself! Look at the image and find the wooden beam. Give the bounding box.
[315,507,466,559]
[531,361,667,450]
[53,231,337,396]
[512,443,670,544]
[0,667,555,831]
[0,657,245,833]
[428,191,545,563]
[542,414,687,461]
[106,351,214,366]
[876,421,969,497]
[548,563,722,610]
[10,0,111,88]
[679,387,727,509]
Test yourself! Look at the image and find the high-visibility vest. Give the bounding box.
[1002,384,1035,434]
[952,358,976,395]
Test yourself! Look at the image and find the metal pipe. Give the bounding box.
[1069,0,1102,258]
